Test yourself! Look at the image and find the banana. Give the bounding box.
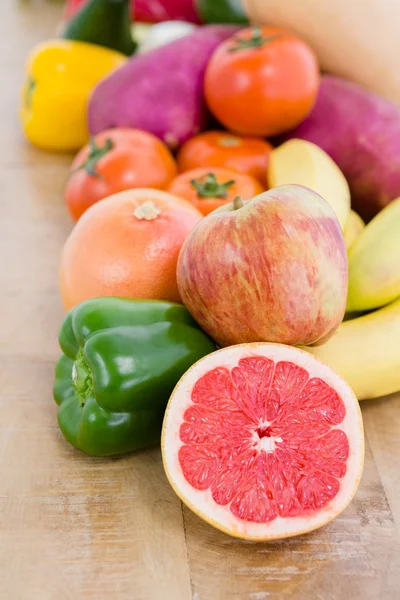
[347,197,400,312]
[343,210,365,249]
[268,139,351,229]
[301,297,400,400]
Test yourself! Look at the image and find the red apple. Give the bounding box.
[177,184,348,347]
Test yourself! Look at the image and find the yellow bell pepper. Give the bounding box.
[20,39,126,152]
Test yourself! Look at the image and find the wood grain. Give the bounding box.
[0,2,399,599]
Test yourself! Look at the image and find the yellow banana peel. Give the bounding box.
[302,296,400,400]
[343,210,365,250]
[347,197,400,312]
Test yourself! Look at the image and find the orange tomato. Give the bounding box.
[65,128,177,221]
[204,27,319,137]
[177,131,272,184]
[59,189,202,310]
[167,167,264,215]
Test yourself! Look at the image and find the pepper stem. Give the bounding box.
[190,172,235,199]
[25,76,36,110]
[73,137,114,179]
[229,28,281,52]
[72,348,93,408]
[233,196,244,210]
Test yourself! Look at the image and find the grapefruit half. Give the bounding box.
[162,343,364,540]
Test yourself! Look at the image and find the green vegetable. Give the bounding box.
[62,0,136,56]
[196,0,248,25]
[54,297,216,456]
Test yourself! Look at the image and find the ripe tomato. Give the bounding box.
[65,128,177,221]
[60,189,202,310]
[177,130,272,184]
[167,167,264,215]
[204,27,319,137]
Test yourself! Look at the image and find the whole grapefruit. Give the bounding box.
[60,189,203,310]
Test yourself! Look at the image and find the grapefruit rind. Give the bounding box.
[161,343,364,541]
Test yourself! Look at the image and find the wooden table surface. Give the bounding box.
[1,2,400,598]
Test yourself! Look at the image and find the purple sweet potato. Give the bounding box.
[285,75,400,222]
[88,25,239,150]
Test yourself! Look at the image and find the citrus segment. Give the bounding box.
[162,344,364,540]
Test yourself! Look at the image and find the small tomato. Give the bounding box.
[167,167,264,215]
[65,128,177,221]
[177,130,272,184]
[204,26,320,137]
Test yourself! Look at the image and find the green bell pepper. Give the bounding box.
[196,0,248,24]
[54,297,216,456]
[62,0,136,56]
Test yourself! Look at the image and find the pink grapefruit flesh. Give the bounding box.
[162,343,364,540]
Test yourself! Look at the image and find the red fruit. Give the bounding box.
[177,184,348,348]
[162,343,364,540]
[177,130,272,185]
[63,0,86,19]
[63,0,200,23]
[65,128,177,221]
[204,26,319,137]
[167,167,264,216]
[135,0,200,23]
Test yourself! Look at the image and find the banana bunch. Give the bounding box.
[346,198,400,312]
[269,139,400,401]
[302,198,400,400]
[343,210,365,250]
[302,297,400,400]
